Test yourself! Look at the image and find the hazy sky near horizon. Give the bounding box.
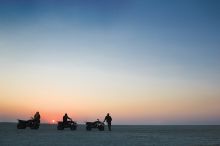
[0,0,220,124]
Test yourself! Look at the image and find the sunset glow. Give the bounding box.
[0,0,220,125]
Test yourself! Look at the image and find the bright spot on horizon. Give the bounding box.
[52,120,55,124]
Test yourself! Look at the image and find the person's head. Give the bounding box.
[36,112,39,114]
[107,113,110,116]
[65,113,67,116]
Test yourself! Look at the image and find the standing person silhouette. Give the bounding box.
[104,113,112,131]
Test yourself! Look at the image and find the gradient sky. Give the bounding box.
[0,0,220,124]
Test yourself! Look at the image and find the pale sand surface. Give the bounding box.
[0,123,220,146]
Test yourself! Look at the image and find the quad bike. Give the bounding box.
[17,118,40,129]
[57,120,77,130]
[86,120,105,131]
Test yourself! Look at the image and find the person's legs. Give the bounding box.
[108,122,111,131]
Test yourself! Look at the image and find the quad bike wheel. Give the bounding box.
[86,125,92,131]
[17,123,26,129]
[98,125,104,131]
[30,122,39,129]
[70,125,77,130]
[57,125,64,130]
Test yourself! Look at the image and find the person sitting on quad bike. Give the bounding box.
[63,113,72,124]
[57,113,77,130]
[17,111,41,129]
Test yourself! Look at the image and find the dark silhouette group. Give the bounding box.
[18,112,112,131]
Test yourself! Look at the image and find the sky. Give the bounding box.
[0,0,220,125]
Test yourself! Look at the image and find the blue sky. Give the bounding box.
[0,0,220,124]
[1,0,219,66]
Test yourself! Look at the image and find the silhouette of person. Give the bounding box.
[63,113,71,124]
[104,113,112,131]
[33,111,40,123]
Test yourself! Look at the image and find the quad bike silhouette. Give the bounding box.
[57,120,77,130]
[17,118,40,129]
[86,119,105,131]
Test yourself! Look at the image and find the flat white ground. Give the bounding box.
[0,123,220,146]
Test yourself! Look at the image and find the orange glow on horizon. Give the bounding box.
[1,74,220,124]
